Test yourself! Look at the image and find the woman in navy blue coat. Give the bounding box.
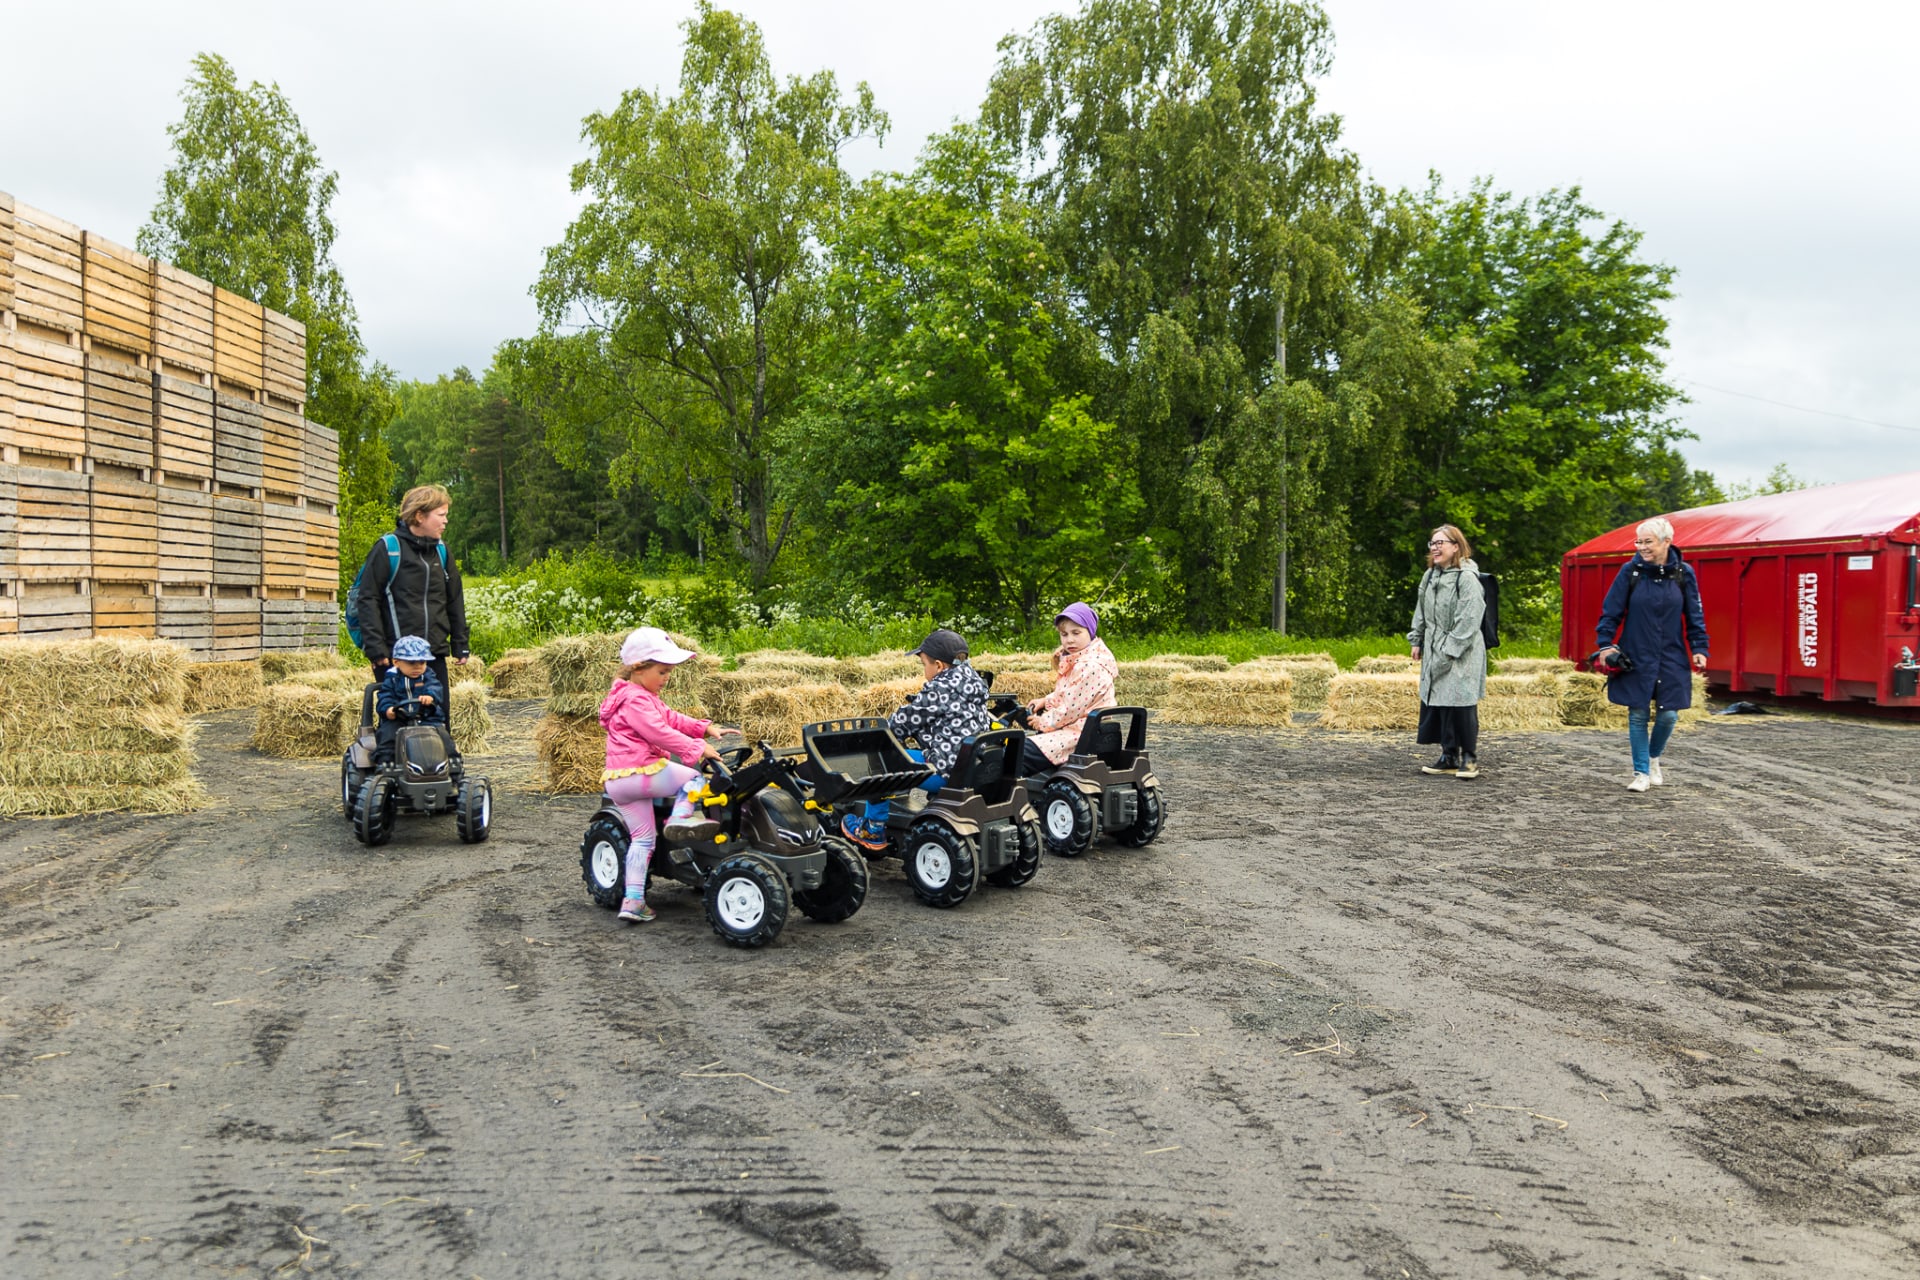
[1594,516,1710,792]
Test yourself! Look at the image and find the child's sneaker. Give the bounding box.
[840,812,889,852]
[661,816,720,843]
[617,898,655,923]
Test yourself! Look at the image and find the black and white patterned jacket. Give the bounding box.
[887,661,991,776]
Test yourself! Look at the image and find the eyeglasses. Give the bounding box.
[1427,539,1455,548]
[1633,537,1663,546]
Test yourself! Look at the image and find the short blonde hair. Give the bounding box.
[1636,516,1675,542]
[619,660,671,682]
[399,484,451,527]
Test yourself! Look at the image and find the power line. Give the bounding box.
[1681,378,1920,435]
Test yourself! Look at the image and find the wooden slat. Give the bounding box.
[82,233,154,355]
[157,594,213,653]
[302,417,340,506]
[263,309,306,403]
[11,204,84,333]
[90,470,158,580]
[212,391,263,490]
[84,351,156,470]
[213,593,261,659]
[151,262,215,374]
[92,582,157,637]
[0,190,15,314]
[156,373,215,481]
[157,480,214,583]
[304,598,338,648]
[262,597,306,651]
[211,492,261,587]
[0,329,86,460]
[19,582,91,640]
[260,401,305,495]
[13,461,89,579]
[0,595,17,638]
[305,505,339,592]
[262,497,305,589]
[0,464,16,573]
[212,287,264,388]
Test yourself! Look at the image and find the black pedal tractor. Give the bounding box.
[992,701,1165,858]
[341,684,492,846]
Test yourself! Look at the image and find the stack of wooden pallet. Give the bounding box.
[0,190,342,658]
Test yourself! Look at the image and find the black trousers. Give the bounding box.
[1019,739,1055,776]
[1416,702,1479,758]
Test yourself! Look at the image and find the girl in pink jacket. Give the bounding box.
[600,628,728,923]
[1020,602,1118,774]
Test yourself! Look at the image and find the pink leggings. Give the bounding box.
[606,763,702,896]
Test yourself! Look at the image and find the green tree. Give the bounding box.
[138,52,396,576]
[801,128,1134,626]
[524,3,885,586]
[1721,462,1805,501]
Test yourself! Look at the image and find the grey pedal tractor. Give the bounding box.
[990,701,1165,858]
[341,684,492,846]
[799,718,1043,909]
[578,741,868,948]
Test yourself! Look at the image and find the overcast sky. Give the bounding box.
[4,1,1915,493]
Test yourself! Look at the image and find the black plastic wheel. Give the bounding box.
[352,776,395,847]
[1040,778,1097,857]
[902,819,978,908]
[1115,783,1165,847]
[793,836,870,924]
[580,813,630,910]
[456,778,493,844]
[987,816,1043,888]
[340,752,366,819]
[703,852,791,948]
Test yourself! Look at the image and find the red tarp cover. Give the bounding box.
[1568,470,1920,556]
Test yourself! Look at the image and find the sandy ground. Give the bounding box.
[2,700,1918,1279]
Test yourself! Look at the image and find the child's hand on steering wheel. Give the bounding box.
[698,740,723,763]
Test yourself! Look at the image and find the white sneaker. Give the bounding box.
[1627,773,1650,792]
[1648,758,1664,786]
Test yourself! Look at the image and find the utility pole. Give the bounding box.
[1272,287,1287,634]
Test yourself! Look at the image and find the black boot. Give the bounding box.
[1421,750,1459,776]
[1455,753,1481,780]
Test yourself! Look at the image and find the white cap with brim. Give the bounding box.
[620,626,696,668]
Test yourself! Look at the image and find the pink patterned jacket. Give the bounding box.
[1028,638,1118,765]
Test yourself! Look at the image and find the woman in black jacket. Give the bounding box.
[353,484,472,688]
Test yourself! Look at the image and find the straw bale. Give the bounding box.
[662,651,719,718]
[1495,657,1575,676]
[987,669,1055,702]
[16,707,195,754]
[740,682,853,749]
[539,632,624,695]
[1321,673,1421,731]
[702,667,803,725]
[260,648,347,684]
[838,652,921,687]
[488,652,551,700]
[1244,651,1336,666]
[0,776,205,818]
[546,690,606,718]
[533,712,605,794]
[250,682,359,758]
[973,650,1056,674]
[737,649,843,681]
[1678,673,1711,724]
[1246,657,1338,712]
[855,676,924,719]
[1160,669,1295,727]
[1478,673,1564,732]
[0,748,193,788]
[1555,672,1626,728]
[1353,654,1419,674]
[0,637,189,711]
[290,667,369,695]
[448,680,493,754]
[1114,660,1189,710]
[184,659,264,713]
[453,654,487,685]
[1153,653,1231,672]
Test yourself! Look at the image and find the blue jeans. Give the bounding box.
[1628,704,1678,776]
[849,748,941,836]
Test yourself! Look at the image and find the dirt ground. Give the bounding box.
[2,699,1918,1279]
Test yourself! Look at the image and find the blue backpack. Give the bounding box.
[345,533,449,650]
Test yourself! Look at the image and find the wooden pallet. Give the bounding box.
[213,590,261,660]
[305,504,340,593]
[13,462,89,580]
[0,191,15,315]
[264,310,306,403]
[157,588,213,653]
[92,580,157,637]
[261,401,305,496]
[18,580,90,640]
[0,593,16,637]
[1,328,86,460]
[152,262,215,375]
[156,373,214,481]
[302,417,340,506]
[84,349,156,470]
[262,594,306,652]
[211,493,261,587]
[82,233,154,356]
[212,391,263,491]
[0,463,16,573]
[304,596,338,649]
[212,287,263,390]
[89,466,159,581]
[10,204,83,334]
[262,497,305,589]
[156,479,213,583]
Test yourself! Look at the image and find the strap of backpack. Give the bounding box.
[382,534,403,643]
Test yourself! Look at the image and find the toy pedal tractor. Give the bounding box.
[990,701,1165,858]
[799,717,1043,909]
[578,740,868,948]
[341,683,492,846]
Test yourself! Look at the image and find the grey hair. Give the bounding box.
[1636,516,1674,542]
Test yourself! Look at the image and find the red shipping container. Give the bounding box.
[1561,471,1920,708]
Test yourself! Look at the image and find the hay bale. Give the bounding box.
[1479,672,1564,732]
[533,712,605,794]
[736,649,843,682]
[1245,657,1338,712]
[1353,654,1419,674]
[0,776,206,818]
[662,651,720,718]
[1248,650,1335,665]
[1321,673,1421,731]
[292,668,370,695]
[184,659,264,713]
[855,676,925,719]
[701,667,803,725]
[1495,657,1574,676]
[0,637,190,712]
[987,669,1056,702]
[260,648,348,685]
[487,652,552,699]
[973,651,1056,674]
[450,680,493,754]
[1556,671,1626,728]
[1160,669,1295,726]
[839,652,921,687]
[0,747,195,788]
[1153,653,1231,672]
[250,682,359,758]
[1114,660,1188,710]
[539,632,624,695]
[739,682,853,749]
[34,707,195,754]
[1678,673,1712,725]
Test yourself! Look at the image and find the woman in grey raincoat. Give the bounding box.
[1407,523,1488,779]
